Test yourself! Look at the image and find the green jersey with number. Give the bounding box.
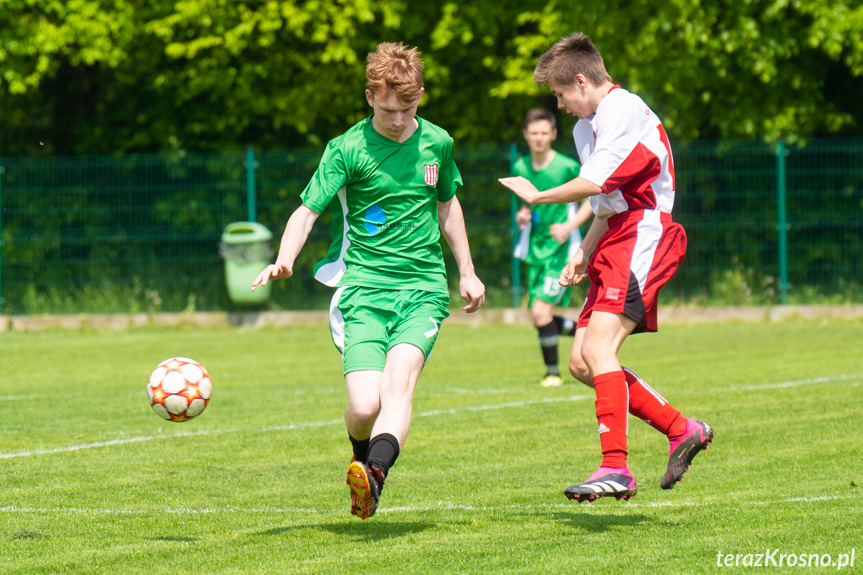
[301,116,462,295]
[513,152,581,265]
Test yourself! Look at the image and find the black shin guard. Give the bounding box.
[553,315,576,337]
[366,433,400,482]
[537,321,559,373]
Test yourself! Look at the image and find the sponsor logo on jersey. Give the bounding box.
[364,204,386,235]
[605,287,621,301]
[424,164,439,186]
[363,204,416,236]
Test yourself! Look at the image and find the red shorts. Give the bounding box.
[577,209,686,333]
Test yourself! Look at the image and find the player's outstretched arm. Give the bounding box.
[499,175,602,205]
[251,204,320,291]
[438,196,485,313]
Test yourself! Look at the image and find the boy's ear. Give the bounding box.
[574,73,589,89]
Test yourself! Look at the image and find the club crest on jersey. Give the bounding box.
[424,164,439,186]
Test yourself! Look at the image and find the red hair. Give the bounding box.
[366,42,424,102]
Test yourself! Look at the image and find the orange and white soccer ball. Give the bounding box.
[147,357,212,422]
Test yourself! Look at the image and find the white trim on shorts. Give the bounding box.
[329,286,346,355]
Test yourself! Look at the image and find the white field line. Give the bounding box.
[0,396,593,460]
[0,392,84,401]
[0,494,858,517]
[0,418,343,460]
[384,493,861,513]
[446,387,514,394]
[0,387,541,402]
[717,373,862,391]
[415,394,593,418]
[0,389,348,401]
[1,373,859,461]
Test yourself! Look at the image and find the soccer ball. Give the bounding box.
[147,357,212,422]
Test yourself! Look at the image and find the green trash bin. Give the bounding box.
[219,221,274,305]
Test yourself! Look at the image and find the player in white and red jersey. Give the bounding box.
[500,32,714,503]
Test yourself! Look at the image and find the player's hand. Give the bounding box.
[548,223,571,244]
[499,176,540,205]
[559,251,588,287]
[251,263,292,291]
[515,206,532,230]
[460,273,486,313]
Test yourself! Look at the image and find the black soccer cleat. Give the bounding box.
[564,466,638,503]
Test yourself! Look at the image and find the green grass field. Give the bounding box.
[2,319,861,574]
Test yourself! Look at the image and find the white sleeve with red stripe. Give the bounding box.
[574,88,676,218]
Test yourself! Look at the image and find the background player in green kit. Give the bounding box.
[512,109,593,387]
[251,42,485,520]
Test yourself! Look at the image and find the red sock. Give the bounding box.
[623,367,686,439]
[592,371,628,469]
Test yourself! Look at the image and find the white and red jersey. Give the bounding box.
[573,86,676,219]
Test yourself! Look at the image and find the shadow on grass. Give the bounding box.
[10,528,50,540]
[549,510,652,533]
[259,520,436,541]
[148,536,199,542]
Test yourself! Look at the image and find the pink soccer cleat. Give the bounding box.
[661,419,714,490]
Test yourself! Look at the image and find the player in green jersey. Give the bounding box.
[252,42,485,520]
[512,109,593,388]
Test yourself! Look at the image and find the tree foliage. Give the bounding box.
[1,0,862,155]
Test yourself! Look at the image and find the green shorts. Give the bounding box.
[527,260,572,307]
[329,285,451,374]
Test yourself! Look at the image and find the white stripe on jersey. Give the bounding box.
[575,87,676,218]
[313,187,350,287]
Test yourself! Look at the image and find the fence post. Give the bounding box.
[509,142,521,309]
[0,155,3,308]
[246,146,257,223]
[776,140,788,305]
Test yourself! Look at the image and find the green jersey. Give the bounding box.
[512,152,582,265]
[301,116,461,294]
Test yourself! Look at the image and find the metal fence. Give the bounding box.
[1,139,862,315]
